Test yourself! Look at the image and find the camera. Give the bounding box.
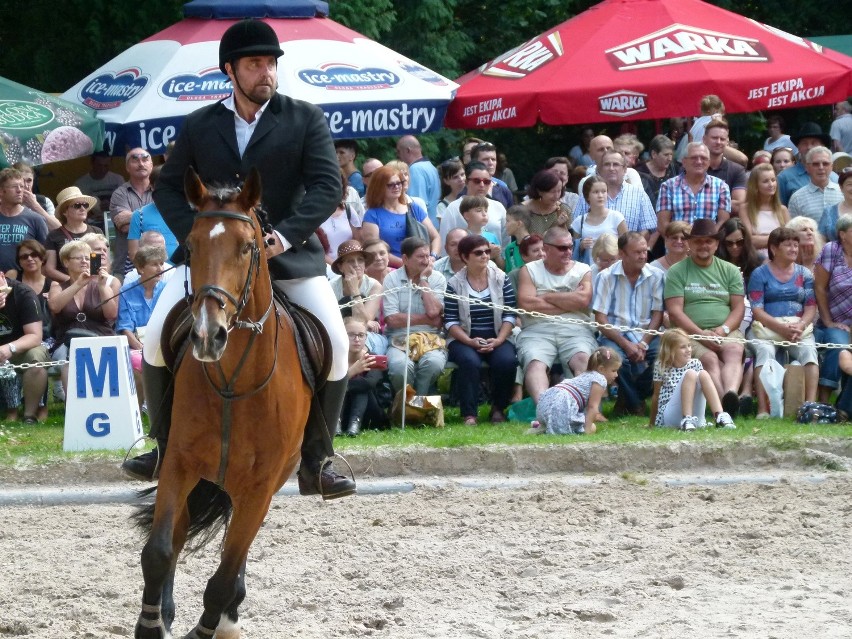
[89,252,101,272]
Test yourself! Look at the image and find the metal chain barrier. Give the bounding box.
[351,281,850,351]
[2,282,842,374]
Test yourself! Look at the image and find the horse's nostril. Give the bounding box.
[215,325,228,344]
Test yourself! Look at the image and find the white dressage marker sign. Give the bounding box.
[63,336,144,452]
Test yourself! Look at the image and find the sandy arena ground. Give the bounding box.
[0,473,850,638]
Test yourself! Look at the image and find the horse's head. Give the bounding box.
[184,166,265,362]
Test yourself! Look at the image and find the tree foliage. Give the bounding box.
[1,0,850,176]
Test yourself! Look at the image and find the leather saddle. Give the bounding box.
[161,291,331,391]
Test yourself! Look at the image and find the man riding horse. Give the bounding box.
[122,19,356,499]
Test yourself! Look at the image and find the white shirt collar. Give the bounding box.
[222,94,270,157]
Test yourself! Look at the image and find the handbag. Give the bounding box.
[751,317,813,342]
[405,203,430,243]
[62,327,101,348]
[406,332,446,362]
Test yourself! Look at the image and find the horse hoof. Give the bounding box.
[183,623,216,639]
[135,605,170,639]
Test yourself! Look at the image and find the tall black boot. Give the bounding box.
[297,378,356,499]
[121,362,174,481]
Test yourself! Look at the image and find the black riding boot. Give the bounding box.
[121,362,174,481]
[297,378,356,499]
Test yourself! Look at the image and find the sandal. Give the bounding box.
[22,416,39,425]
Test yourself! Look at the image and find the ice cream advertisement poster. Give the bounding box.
[0,77,104,168]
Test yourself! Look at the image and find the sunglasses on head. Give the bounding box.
[468,177,492,185]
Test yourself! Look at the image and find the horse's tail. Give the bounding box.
[132,480,233,553]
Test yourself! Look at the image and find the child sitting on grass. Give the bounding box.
[460,195,504,269]
[649,328,736,431]
[529,347,621,435]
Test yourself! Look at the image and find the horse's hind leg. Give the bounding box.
[215,559,247,639]
[182,494,272,639]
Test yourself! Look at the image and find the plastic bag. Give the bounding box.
[759,359,785,418]
[390,385,444,427]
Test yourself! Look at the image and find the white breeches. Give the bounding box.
[143,265,348,380]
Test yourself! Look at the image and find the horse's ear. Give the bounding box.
[184,166,206,209]
[241,167,263,211]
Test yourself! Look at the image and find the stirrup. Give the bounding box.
[316,453,356,500]
[122,435,163,480]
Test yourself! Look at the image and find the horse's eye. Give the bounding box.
[242,242,254,255]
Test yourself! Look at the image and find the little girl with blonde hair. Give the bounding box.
[650,328,736,430]
[530,347,621,435]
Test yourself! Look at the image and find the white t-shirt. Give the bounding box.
[571,209,626,242]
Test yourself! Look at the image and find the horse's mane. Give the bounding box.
[203,183,243,206]
[193,181,271,231]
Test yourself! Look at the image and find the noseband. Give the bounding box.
[191,210,272,333]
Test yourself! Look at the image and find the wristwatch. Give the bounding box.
[7,343,16,354]
[720,325,731,335]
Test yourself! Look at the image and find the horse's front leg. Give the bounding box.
[161,507,191,632]
[182,492,273,639]
[136,471,195,639]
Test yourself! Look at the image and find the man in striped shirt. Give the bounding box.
[593,232,664,416]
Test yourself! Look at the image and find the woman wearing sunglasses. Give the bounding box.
[361,165,440,268]
[444,234,518,425]
[43,186,99,283]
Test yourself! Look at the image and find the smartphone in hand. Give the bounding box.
[369,354,388,370]
[90,252,102,273]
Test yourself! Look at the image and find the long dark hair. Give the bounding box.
[716,218,762,284]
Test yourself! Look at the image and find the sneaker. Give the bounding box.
[52,381,65,403]
[571,418,586,434]
[525,420,544,435]
[738,395,754,417]
[722,391,740,418]
[679,415,697,431]
[715,411,736,429]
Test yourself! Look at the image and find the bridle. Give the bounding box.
[188,208,279,487]
[190,210,273,334]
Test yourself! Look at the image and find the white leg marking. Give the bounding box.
[217,613,241,638]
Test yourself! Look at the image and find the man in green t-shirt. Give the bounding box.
[665,218,745,416]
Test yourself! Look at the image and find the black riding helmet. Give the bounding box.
[219,19,284,73]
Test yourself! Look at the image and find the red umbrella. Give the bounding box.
[445,0,852,129]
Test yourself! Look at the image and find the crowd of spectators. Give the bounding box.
[323,98,852,433]
[8,96,852,434]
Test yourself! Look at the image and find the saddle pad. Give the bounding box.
[159,293,332,389]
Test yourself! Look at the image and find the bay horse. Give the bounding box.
[133,167,311,639]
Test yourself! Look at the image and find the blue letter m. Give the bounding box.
[75,346,120,398]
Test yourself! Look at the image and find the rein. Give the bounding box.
[191,208,278,486]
